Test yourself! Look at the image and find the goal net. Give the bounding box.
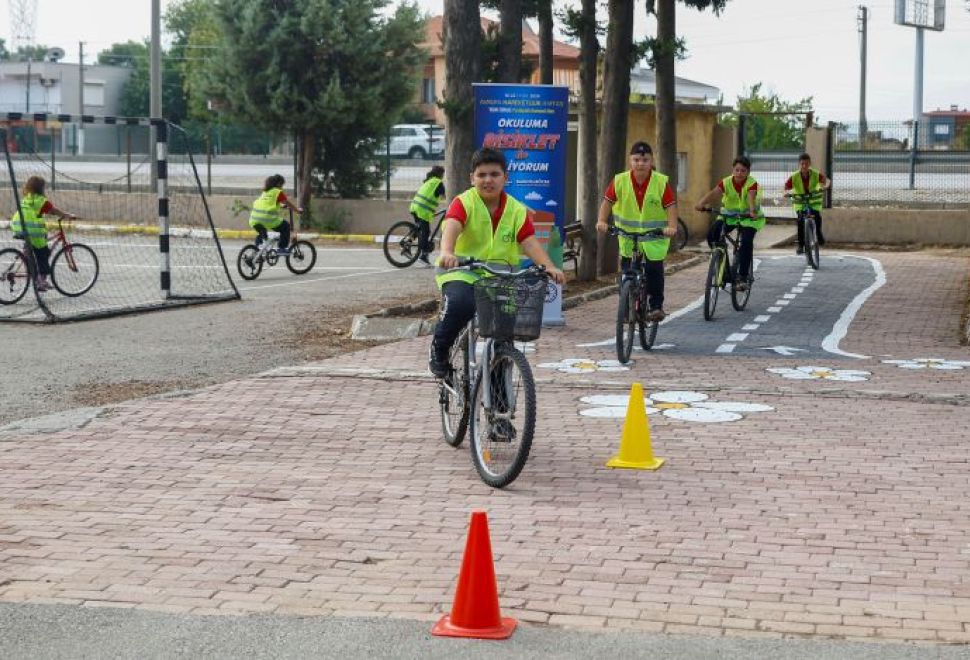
[0,114,239,322]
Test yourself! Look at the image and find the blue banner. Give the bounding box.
[473,83,569,326]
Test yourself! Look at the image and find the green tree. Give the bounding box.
[481,0,555,84]
[722,82,813,151]
[0,39,10,61]
[207,0,425,203]
[98,41,188,124]
[165,0,220,120]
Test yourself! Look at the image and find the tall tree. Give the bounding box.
[442,0,482,202]
[165,0,220,120]
[207,0,424,205]
[98,41,188,124]
[723,82,813,151]
[597,0,635,275]
[536,0,554,84]
[497,0,524,82]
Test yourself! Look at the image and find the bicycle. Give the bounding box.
[382,209,446,268]
[0,217,99,304]
[236,222,317,281]
[701,208,753,321]
[786,191,824,270]
[608,226,665,363]
[436,259,549,488]
[673,217,689,252]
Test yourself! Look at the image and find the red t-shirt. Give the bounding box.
[36,201,53,216]
[445,192,535,243]
[276,191,288,205]
[603,171,676,209]
[784,171,828,191]
[717,177,759,195]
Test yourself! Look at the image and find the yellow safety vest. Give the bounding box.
[409,177,443,222]
[11,193,49,249]
[720,176,765,230]
[790,169,823,212]
[611,170,670,261]
[435,188,526,288]
[249,187,285,229]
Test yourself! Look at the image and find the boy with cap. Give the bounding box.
[596,141,679,321]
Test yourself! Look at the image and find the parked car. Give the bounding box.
[379,124,445,160]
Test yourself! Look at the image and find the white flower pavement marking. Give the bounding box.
[579,390,774,423]
[766,365,872,382]
[881,358,970,371]
[537,358,630,373]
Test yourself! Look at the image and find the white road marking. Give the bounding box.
[742,324,760,331]
[726,333,749,342]
[783,293,797,299]
[754,315,771,323]
[776,299,790,306]
[791,286,805,293]
[575,293,704,347]
[821,255,887,359]
[716,343,736,353]
[239,268,400,291]
[767,306,782,313]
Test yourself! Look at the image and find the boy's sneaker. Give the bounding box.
[795,245,805,255]
[646,308,666,323]
[35,278,52,292]
[428,356,449,379]
[418,253,432,267]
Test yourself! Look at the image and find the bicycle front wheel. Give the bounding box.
[703,250,722,321]
[805,216,820,270]
[730,259,752,311]
[51,243,99,297]
[0,248,29,305]
[674,218,689,251]
[469,344,535,489]
[382,221,421,268]
[237,245,263,280]
[441,328,470,447]
[616,279,636,363]
[286,240,317,274]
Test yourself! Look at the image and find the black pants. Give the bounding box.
[29,245,51,277]
[796,210,825,248]
[412,213,431,255]
[254,221,290,250]
[431,281,477,362]
[708,221,758,279]
[620,256,664,310]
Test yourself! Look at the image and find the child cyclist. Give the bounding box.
[249,174,302,255]
[595,141,679,321]
[695,156,765,291]
[783,152,830,254]
[409,165,445,265]
[11,175,76,292]
[429,148,565,378]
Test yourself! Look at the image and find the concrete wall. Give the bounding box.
[825,208,970,245]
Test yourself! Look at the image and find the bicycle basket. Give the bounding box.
[473,274,546,341]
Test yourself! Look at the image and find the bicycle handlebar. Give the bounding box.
[453,258,548,278]
[699,207,752,218]
[607,226,665,241]
[785,191,825,200]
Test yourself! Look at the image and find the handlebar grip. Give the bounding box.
[456,257,477,267]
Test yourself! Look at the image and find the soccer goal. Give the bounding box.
[0,113,239,322]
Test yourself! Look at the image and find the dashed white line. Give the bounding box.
[783,293,797,299]
[775,300,790,306]
[754,315,771,323]
[791,286,805,293]
[767,306,782,313]
[716,343,736,353]
[726,333,749,342]
[742,324,760,331]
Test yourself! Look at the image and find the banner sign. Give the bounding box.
[473,83,569,326]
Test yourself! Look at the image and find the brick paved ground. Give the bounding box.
[2,248,969,646]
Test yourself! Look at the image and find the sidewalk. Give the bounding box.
[2,245,970,652]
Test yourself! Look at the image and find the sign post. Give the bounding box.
[473,83,569,326]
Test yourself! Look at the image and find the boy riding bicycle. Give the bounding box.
[595,141,678,321]
[409,165,445,266]
[429,148,565,378]
[11,175,76,292]
[783,153,830,254]
[249,174,303,256]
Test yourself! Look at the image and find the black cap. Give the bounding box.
[630,141,653,156]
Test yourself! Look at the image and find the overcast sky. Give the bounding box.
[4,0,968,123]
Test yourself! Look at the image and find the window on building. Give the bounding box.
[421,78,435,105]
[83,82,105,107]
[933,123,950,136]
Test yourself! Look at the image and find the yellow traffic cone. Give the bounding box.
[606,382,665,470]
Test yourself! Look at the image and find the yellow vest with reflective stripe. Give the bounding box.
[409,177,443,222]
[790,169,823,212]
[11,193,49,249]
[249,188,285,229]
[612,171,670,261]
[719,176,765,230]
[435,189,525,288]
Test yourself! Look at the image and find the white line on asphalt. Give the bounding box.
[659,293,704,325]
[792,286,805,293]
[726,333,749,342]
[775,300,790,306]
[766,306,782,313]
[742,324,760,331]
[754,315,771,323]
[239,268,400,291]
[716,343,736,353]
[783,293,797,299]
[821,255,887,359]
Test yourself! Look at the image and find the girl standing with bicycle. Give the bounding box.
[428,148,564,378]
[249,174,302,256]
[10,175,76,293]
[595,141,679,322]
[409,165,445,266]
[695,156,765,291]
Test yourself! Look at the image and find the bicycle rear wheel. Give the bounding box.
[805,216,820,270]
[51,243,99,297]
[382,221,421,268]
[730,259,752,311]
[237,245,263,280]
[286,240,317,274]
[0,248,29,304]
[703,250,723,321]
[469,344,535,489]
[616,279,636,363]
[440,328,470,447]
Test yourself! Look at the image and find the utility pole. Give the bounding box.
[150,0,162,190]
[78,41,85,155]
[25,57,31,112]
[857,5,868,145]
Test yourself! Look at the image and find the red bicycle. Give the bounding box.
[1,217,100,304]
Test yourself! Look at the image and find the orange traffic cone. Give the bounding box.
[432,511,517,639]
